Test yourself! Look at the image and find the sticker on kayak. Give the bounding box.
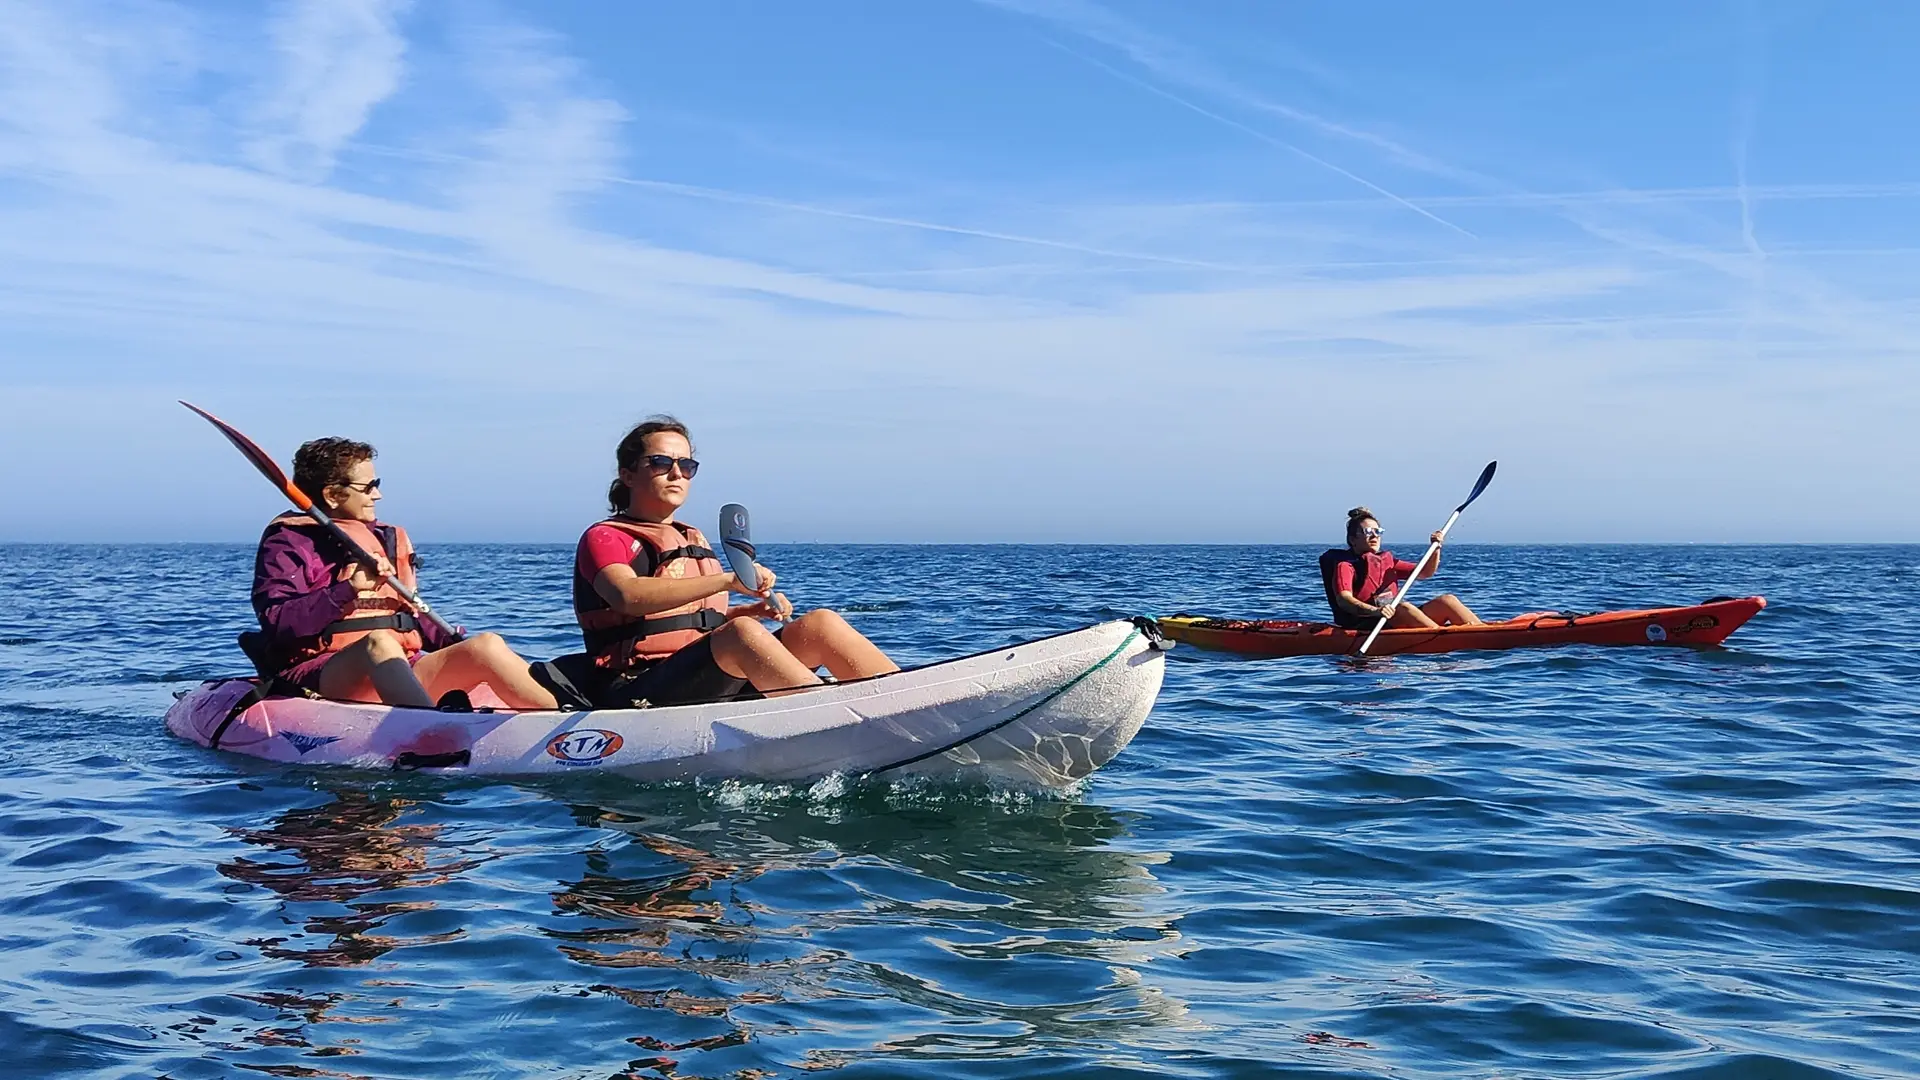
[546,729,624,766]
[281,732,341,756]
[1645,624,1668,643]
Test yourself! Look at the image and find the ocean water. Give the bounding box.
[0,543,1916,1079]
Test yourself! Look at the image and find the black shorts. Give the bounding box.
[599,631,777,709]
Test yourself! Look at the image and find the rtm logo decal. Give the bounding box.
[1644,624,1668,643]
[546,729,623,766]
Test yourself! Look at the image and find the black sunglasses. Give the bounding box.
[637,454,699,478]
[338,478,381,493]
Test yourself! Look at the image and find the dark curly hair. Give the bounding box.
[1346,505,1378,543]
[293,437,375,507]
[608,416,693,512]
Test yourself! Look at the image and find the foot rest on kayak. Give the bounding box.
[529,654,605,710]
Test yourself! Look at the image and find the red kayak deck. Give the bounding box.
[1158,596,1766,658]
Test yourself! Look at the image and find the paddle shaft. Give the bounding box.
[1354,514,1457,655]
[181,401,461,641]
[1356,461,1497,656]
[298,501,462,641]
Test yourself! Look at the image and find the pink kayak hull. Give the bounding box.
[164,619,1168,789]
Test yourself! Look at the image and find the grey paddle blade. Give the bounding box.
[718,503,758,592]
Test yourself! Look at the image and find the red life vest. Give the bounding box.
[1319,548,1405,628]
[273,513,426,663]
[573,517,730,671]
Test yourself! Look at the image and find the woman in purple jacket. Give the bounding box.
[252,437,556,710]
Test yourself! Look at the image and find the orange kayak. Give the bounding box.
[1158,596,1766,658]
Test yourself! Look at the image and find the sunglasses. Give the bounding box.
[1361,527,1383,538]
[637,454,700,478]
[338,478,381,493]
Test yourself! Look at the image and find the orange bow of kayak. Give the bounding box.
[1158,597,1765,658]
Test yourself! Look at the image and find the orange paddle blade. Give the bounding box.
[180,401,313,510]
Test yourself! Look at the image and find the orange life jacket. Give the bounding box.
[272,513,426,663]
[573,517,730,671]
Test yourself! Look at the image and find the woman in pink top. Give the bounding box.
[571,416,898,708]
[1319,506,1482,630]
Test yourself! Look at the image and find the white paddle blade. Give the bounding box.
[718,503,759,592]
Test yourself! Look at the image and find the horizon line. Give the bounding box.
[2,540,1913,548]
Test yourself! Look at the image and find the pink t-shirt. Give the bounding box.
[1332,550,1416,603]
[577,523,649,579]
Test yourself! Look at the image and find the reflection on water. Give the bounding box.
[555,830,746,926]
[221,791,478,969]
[5,544,1914,1077]
[200,777,1186,1076]
[531,781,1192,1076]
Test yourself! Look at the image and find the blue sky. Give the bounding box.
[2,0,1915,543]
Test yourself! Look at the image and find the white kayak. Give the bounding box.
[165,619,1168,789]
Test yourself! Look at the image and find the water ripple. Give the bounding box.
[1,543,1917,1077]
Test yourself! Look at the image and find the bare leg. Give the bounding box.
[708,619,823,694]
[317,630,435,708]
[778,610,899,681]
[1420,594,1482,626]
[1387,603,1441,629]
[412,632,559,709]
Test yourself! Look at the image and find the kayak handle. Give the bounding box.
[393,749,472,770]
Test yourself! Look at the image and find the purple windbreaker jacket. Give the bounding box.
[251,519,458,657]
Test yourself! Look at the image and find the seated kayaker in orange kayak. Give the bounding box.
[573,416,899,707]
[1319,506,1483,631]
[252,438,558,710]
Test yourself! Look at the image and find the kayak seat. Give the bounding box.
[227,632,320,702]
[530,653,605,711]
[236,630,278,679]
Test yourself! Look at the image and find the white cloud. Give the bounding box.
[0,0,1914,541]
[246,0,409,179]
[448,20,627,222]
[978,0,1485,195]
